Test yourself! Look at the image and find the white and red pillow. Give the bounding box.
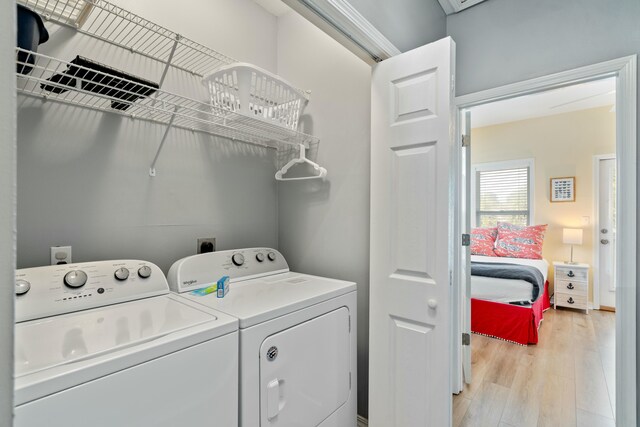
[494,222,547,259]
[470,227,498,257]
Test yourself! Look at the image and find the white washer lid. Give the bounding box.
[15,294,238,405]
[181,272,356,328]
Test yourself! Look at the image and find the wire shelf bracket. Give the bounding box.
[157,34,180,90]
[149,105,179,177]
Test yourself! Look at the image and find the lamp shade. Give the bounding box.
[563,228,583,245]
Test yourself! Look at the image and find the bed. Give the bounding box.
[470,255,551,345]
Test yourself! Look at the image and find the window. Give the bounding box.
[472,159,534,227]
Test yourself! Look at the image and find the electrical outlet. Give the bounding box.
[51,246,72,265]
[197,238,216,254]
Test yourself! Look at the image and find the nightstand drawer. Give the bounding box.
[555,279,588,295]
[555,292,587,309]
[555,266,588,282]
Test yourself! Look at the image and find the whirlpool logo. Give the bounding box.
[183,279,198,286]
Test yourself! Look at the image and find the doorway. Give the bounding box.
[453,56,636,426]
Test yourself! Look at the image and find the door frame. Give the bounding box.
[0,0,17,424]
[454,55,637,426]
[593,153,616,310]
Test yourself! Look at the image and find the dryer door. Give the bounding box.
[260,307,350,426]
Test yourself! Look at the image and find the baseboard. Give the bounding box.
[357,415,369,426]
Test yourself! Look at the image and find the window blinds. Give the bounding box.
[476,167,530,227]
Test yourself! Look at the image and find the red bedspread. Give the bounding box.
[471,280,550,345]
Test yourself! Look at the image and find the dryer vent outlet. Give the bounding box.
[50,246,72,265]
[197,238,216,254]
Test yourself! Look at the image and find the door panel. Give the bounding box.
[259,307,350,426]
[369,37,455,427]
[598,157,616,308]
[391,142,437,278]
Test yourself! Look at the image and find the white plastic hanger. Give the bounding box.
[275,143,327,181]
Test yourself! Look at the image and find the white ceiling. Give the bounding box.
[253,0,292,16]
[469,77,616,129]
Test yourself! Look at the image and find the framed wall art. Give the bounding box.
[550,176,575,202]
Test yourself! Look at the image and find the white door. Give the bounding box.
[369,37,455,427]
[598,157,616,309]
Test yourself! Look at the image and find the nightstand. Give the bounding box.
[553,262,590,313]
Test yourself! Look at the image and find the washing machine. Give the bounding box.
[14,259,239,427]
[168,248,357,427]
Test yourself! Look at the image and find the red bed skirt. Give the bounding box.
[471,280,550,345]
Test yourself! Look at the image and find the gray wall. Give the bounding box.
[1,1,16,425]
[447,0,640,419]
[447,0,640,96]
[276,11,372,417]
[348,0,446,52]
[17,0,280,272]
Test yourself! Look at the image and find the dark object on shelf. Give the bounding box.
[17,5,50,75]
[41,56,160,111]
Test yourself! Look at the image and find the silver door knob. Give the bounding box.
[428,299,438,309]
[601,239,610,245]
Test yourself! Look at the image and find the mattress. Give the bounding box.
[470,255,549,303]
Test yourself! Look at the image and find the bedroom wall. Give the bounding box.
[471,106,616,299]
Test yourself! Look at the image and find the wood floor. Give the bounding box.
[453,308,616,427]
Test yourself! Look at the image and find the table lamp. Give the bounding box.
[563,228,583,264]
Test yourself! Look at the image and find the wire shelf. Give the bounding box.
[18,0,236,77]
[17,49,318,154]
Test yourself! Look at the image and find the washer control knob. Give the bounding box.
[15,279,31,295]
[114,267,130,281]
[256,253,265,263]
[137,265,152,279]
[64,270,88,288]
[267,252,276,261]
[232,253,245,266]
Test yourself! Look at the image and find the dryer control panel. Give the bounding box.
[168,248,289,294]
[15,260,168,323]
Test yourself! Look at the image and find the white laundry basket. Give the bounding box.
[203,63,309,131]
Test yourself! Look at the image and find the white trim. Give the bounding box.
[614,55,637,427]
[592,153,616,311]
[0,0,16,423]
[437,0,487,15]
[455,55,637,426]
[470,158,535,227]
[283,0,401,61]
[451,103,463,394]
[455,56,635,108]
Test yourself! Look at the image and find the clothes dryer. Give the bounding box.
[168,248,357,427]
